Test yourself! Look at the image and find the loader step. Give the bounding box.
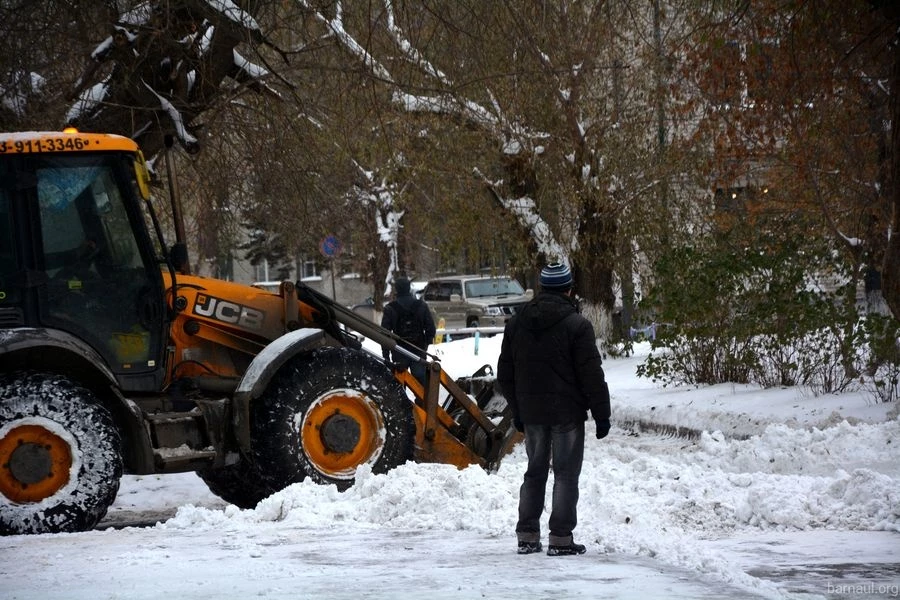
[145,409,210,465]
[145,410,202,422]
[152,447,218,472]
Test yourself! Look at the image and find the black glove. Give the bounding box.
[513,417,524,432]
[595,418,610,440]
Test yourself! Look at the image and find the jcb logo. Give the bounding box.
[193,294,264,330]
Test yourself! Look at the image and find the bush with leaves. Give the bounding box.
[635,228,885,395]
[860,312,900,403]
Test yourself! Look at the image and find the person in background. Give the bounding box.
[497,263,611,556]
[381,275,436,385]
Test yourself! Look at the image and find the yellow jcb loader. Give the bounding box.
[0,130,520,535]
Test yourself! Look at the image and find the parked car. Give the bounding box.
[422,275,532,330]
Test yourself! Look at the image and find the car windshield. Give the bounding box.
[464,278,525,298]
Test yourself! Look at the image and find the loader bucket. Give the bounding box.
[395,362,522,472]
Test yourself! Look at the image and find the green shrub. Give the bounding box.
[635,229,897,399]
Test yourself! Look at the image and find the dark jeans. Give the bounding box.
[516,421,585,542]
[409,361,427,388]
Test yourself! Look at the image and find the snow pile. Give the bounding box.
[156,407,899,593]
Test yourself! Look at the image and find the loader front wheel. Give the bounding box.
[0,371,122,535]
[251,347,415,491]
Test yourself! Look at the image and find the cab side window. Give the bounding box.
[423,280,463,302]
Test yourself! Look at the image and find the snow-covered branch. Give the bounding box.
[300,0,394,82]
[348,160,405,292]
[383,0,450,83]
[299,0,543,146]
[142,80,199,150]
[475,168,570,265]
[66,80,109,124]
[298,0,569,271]
[205,0,261,32]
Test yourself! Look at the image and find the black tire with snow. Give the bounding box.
[197,460,276,509]
[0,371,123,535]
[250,346,415,491]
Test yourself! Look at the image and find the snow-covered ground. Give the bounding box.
[2,337,899,600]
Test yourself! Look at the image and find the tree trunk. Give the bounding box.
[884,15,900,322]
[618,232,635,340]
[574,203,616,312]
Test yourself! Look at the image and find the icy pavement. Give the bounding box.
[2,521,766,600]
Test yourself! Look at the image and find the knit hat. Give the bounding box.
[540,263,573,290]
[394,276,412,295]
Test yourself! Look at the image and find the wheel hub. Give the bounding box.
[319,413,362,454]
[301,390,385,479]
[9,442,53,484]
[0,424,73,503]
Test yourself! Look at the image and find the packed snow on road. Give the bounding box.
[2,338,898,599]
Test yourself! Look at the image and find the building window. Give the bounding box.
[300,255,320,280]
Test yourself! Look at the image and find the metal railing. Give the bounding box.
[435,326,505,337]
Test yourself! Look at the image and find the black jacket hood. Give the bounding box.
[519,291,577,333]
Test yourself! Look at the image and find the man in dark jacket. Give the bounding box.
[381,276,436,385]
[497,263,611,556]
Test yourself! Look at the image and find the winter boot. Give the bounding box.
[517,540,543,555]
[547,534,586,556]
[547,542,586,556]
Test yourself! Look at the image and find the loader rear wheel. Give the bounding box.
[0,371,122,535]
[251,347,415,491]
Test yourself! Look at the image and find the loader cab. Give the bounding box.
[0,132,168,391]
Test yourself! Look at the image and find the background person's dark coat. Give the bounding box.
[381,292,436,367]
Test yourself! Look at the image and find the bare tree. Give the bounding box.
[282,0,687,324]
[1,2,110,130]
[62,1,285,159]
